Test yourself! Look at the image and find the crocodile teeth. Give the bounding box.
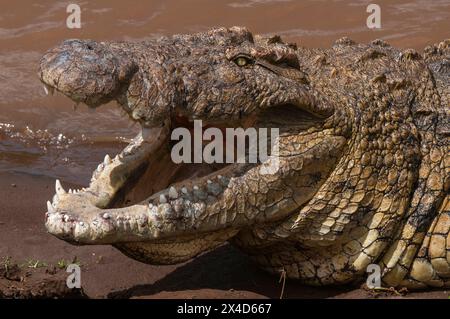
[52,194,59,204]
[97,163,104,173]
[193,186,199,190]
[104,154,111,165]
[68,189,73,194]
[181,187,188,194]
[159,194,167,204]
[55,179,66,195]
[43,84,54,96]
[47,201,54,213]
[169,187,178,199]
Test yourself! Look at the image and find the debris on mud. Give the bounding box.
[0,257,87,299]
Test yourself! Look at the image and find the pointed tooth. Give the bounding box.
[104,154,111,165]
[68,189,73,194]
[47,201,54,213]
[159,194,167,204]
[55,179,66,195]
[181,187,188,194]
[97,163,104,173]
[52,194,59,204]
[193,186,199,190]
[43,84,54,95]
[169,187,178,199]
[114,155,119,161]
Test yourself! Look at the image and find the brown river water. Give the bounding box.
[0,0,449,185]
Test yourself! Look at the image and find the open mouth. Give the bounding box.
[41,70,327,267]
[42,84,260,246]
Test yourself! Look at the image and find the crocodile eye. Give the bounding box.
[234,56,251,67]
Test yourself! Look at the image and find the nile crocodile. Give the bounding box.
[38,27,449,289]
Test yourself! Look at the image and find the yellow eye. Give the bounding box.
[235,56,250,67]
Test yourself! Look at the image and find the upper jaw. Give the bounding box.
[38,44,135,109]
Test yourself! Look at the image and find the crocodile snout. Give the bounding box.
[39,39,137,108]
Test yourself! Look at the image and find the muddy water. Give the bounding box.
[0,0,449,185]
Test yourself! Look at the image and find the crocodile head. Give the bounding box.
[39,27,450,288]
[39,27,343,261]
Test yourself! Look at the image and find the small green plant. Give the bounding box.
[23,259,48,269]
[56,259,68,269]
[71,256,81,266]
[1,256,13,273]
[56,257,82,269]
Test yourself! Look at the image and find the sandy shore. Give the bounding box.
[0,171,448,299]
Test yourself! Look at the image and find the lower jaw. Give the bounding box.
[44,123,248,263]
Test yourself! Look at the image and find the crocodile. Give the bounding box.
[38,27,450,289]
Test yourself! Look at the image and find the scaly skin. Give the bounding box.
[38,27,449,289]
